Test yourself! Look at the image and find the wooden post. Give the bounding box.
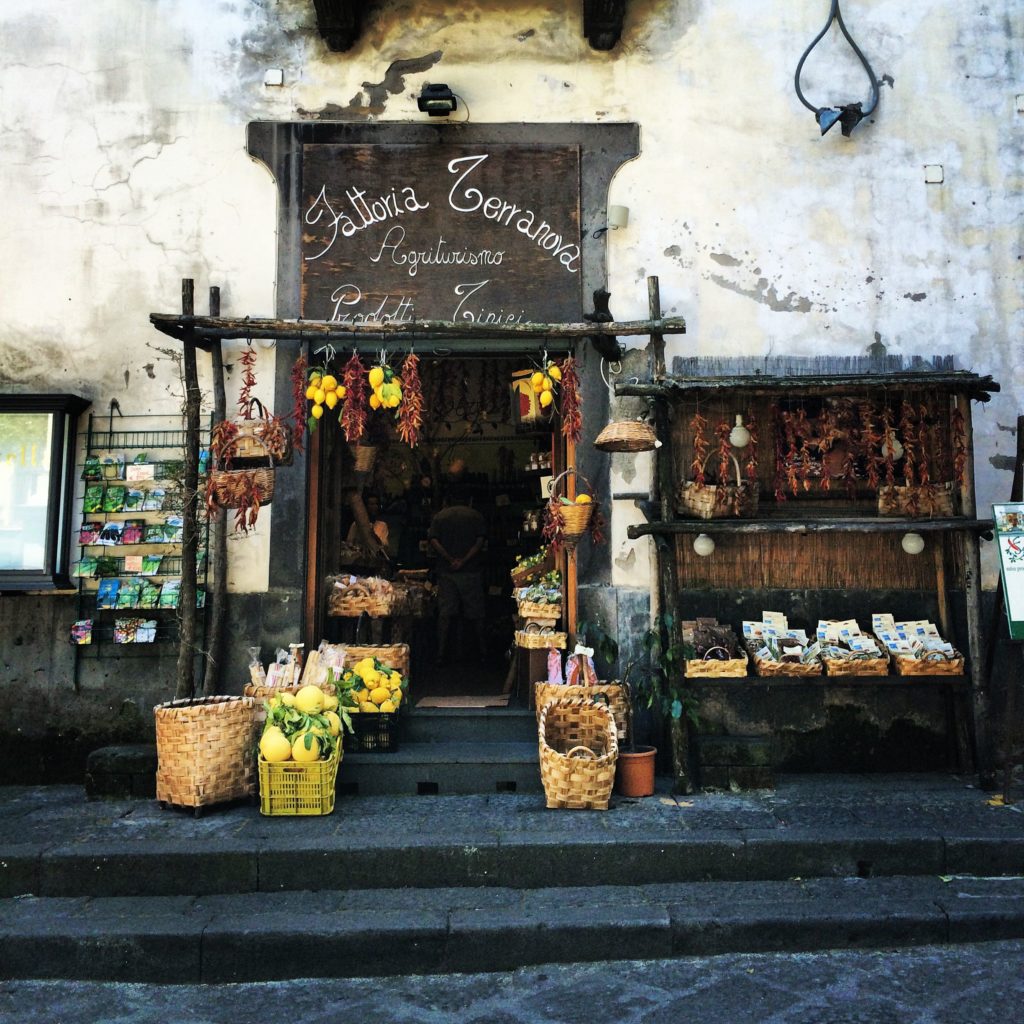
[204,286,228,696]
[958,392,992,786]
[647,276,667,380]
[175,279,200,700]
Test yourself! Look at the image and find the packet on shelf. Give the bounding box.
[873,614,957,660]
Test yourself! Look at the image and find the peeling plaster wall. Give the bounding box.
[0,1,1021,759]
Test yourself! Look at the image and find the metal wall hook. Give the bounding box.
[794,0,880,137]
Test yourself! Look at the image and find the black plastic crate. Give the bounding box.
[347,712,399,753]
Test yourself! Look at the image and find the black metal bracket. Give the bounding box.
[794,0,880,137]
[584,289,623,362]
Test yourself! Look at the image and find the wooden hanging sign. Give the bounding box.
[300,143,582,326]
[994,502,1024,640]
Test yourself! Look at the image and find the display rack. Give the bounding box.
[71,414,211,678]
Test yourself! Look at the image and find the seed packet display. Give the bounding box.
[71,620,93,645]
[115,579,142,609]
[100,455,126,480]
[94,555,119,577]
[96,578,120,609]
[101,485,126,513]
[123,489,145,513]
[195,588,206,609]
[113,618,141,643]
[120,519,145,545]
[125,461,155,482]
[123,555,144,573]
[83,484,104,514]
[163,516,184,543]
[161,488,183,512]
[79,521,103,545]
[97,521,123,546]
[135,620,158,643]
[140,553,163,575]
[142,488,166,511]
[81,456,101,481]
[73,557,98,578]
[138,581,162,609]
[157,579,181,609]
[144,523,169,543]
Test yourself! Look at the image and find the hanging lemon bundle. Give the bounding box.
[368,362,403,412]
[529,361,563,411]
[304,367,347,430]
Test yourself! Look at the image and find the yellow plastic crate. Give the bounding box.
[258,745,341,816]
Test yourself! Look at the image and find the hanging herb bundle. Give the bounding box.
[951,405,967,487]
[744,413,759,482]
[289,355,308,453]
[340,352,368,442]
[858,401,882,491]
[780,411,800,496]
[899,401,918,489]
[690,409,709,487]
[237,344,257,416]
[794,407,813,492]
[397,353,423,447]
[714,419,732,509]
[559,357,582,444]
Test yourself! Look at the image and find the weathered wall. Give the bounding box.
[0,0,1021,768]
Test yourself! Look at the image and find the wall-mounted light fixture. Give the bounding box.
[794,0,879,137]
[592,204,630,238]
[693,534,716,557]
[901,532,925,555]
[417,83,458,117]
[729,414,751,449]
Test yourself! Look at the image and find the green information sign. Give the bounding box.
[993,503,1024,640]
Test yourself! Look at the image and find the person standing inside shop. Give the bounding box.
[429,489,487,665]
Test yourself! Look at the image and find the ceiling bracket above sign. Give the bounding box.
[311,0,627,52]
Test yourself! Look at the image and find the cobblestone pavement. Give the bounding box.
[5,941,1022,1024]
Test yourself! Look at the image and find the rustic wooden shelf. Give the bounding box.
[687,675,969,687]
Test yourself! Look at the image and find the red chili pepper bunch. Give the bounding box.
[691,410,709,487]
[237,344,258,417]
[340,351,368,443]
[289,354,308,453]
[899,401,918,489]
[881,406,898,487]
[858,401,882,491]
[397,353,424,448]
[951,406,967,487]
[541,497,567,555]
[714,419,732,509]
[772,404,787,504]
[559,357,582,444]
[744,413,759,483]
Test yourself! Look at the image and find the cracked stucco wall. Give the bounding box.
[0,0,1021,607]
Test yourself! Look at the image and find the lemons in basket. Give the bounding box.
[379,699,397,714]
[279,691,296,707]
[259,726,292,763]
[369,685,391,705]
[575,494,592,504]
[389,690,402,708]
[322,693,339,712]
[294,685,325,714]
[323,711,342,736]
[360,701,380,713]
[291,732,321,762]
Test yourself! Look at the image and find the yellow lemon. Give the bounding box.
[291,732,321,762]
[389,672,403,687]
[541,377,552,392]
[539,390,553,408]
[311,404,324,419]
[531,371,544,389]
[369,685,391,705]
[259,726,292,763]
[361,669,380,687]
[379,699,396,714]
[322,693,339,712]
[294,684,325,714]
[323,711,342,737]
[547,363,562,382]
[305,384,319,400]
[368,366,385,388]
[575,493,592,504]
[324,391,339,410]
[389,690,403,708]
[355,657,375,672]
[360,701,380,713]
[279,691,296,707]
[354,687,370,704]
[532,381,544,394]
[313,388,326,405]
[386,395,400,409]
[321,374,338,392]
[309,372,322,386]
[369,393,382,410]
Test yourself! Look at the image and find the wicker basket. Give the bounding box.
[823,654,890,677]
[594,420,659,453]
[325,575,396,618]
[351,444,378,473]
[677,453,758,520]
[534,682,628,742]
[878,482,955,517]
[892,651,965,676]
[510,548,555,588]
[232,400,293,465]
[684,651,749,678]
[538,698,619,810]
[258,745,341,816]
[342,643,411,680]
[515,624,567,650]
[154,696,256,812]
[547,468,597,545]
[517,599,562,621]
[745,642,822,677]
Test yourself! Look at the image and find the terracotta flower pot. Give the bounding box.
[615,745,657,797]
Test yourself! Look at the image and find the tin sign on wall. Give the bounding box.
[993,503,1024,639]
[300,144,583,326]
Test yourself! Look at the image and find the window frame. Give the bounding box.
[0,393,90,592]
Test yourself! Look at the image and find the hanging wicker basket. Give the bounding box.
[233,399,293,466]
[208,435,275,510]
[547,467,596,545]
[677,452,758,520]
[594,420,659,453]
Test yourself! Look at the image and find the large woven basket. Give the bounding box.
[745,642,822,678]
[684,652,749,678]
[208,435,275,511]
[342,643,411,679]
[892,651,965,676]
[823,654,890,677]
[232,400,293,465]
[677,453,758,520]
[539,698,618,810]
[878,482,955,518]
[515,624,567,650]
[594,420,658,453]
[154,696,256,812]
[327,587,395,617]
[534,682,628,742]
[517,599,562,621]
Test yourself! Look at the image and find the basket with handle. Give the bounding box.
[517,598,563,621]
[534,682,628,742]
[233,398,293,465]
[677,452,758,520]
[684,647,749,678]
[546,467,597,544]
[892,650,965,676]
[510,546,555,587]
[515,622,567,650]
[594,419,659,453]
[538,697,618,810]
[208,434,275,510]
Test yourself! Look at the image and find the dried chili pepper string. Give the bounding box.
[289,354,308,453]
[691,408,709,488]
[237,344,258,418]
[772,403,787,504]
[397,352,423,447]
[715,419,732,509]
[340,351,367,443]
[744,413,759,482]
[559,357,583,444]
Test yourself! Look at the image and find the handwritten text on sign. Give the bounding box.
[300,144,582,325]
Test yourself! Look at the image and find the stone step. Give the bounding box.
[341,740,542,796]
[402,706,538,745]
[4,875,1023,982]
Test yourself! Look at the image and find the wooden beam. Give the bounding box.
[627,514,996,540]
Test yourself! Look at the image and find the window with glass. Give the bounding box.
[0,395,89,591]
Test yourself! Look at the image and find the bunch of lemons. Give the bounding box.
[305,370,347,423]
[336,656,406,714]
[258,684,346,763]
[368,364,403,411]
[530,362,562,410]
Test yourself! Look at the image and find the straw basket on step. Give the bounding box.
[533,682,628,742]
[594,420,658,453]
[538,698,618,810]
[154,696,256,814]
[677,453,757,520]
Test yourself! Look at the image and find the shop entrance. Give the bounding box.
[311,355,566,703]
